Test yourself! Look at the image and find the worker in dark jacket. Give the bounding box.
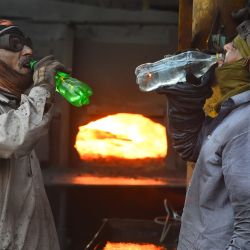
[158,20,250,250]
[0,19,64,249]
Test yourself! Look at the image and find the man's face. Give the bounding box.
[0,45,32,75]
[223,42,242,64]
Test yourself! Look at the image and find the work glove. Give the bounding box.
[33,55,66,92]
[156,64,217,161]
[157,63,216,129]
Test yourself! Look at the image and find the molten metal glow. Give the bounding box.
[72,176,168,186]
[75,113,167,160]
[103,242,166,250]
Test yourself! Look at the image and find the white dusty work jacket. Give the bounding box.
[0,86,60,250]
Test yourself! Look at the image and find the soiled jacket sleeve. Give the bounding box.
[223,131,250,249]
[157,64,215,162]
[0,86,54,159]
[158,81,212,162]
[166,97,209,162]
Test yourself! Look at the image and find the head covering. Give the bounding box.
[0,19,24,37]
[234,20,250,58]
[0,19,32,97]
[233,34,250,59]
[209,21,250,114]
[0,19,13,26]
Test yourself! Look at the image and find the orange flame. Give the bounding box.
[75,113,167,160]
[103,242,166,250]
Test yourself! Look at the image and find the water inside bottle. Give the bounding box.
[135,51,221,92]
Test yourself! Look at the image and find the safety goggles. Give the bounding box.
[237,20,250,46]
[0,33,32,52]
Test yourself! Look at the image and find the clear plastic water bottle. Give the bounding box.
[135,51,223,92]
[29,59,93,107]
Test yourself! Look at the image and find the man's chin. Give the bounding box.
[0,59,33,95]
[16,64,31,74]
[19,67,31,75]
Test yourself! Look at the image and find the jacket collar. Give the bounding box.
[229,90,250,106]
[206,90,250,136]
[0,93,11,104]
[220,90,250,110]
[0,90,20,107]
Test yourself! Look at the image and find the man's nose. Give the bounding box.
[21,45,33,56]
[224,42,232,51]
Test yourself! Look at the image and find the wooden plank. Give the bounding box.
[178,0,193,51]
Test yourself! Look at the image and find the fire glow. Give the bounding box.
[75,113,167,160]
[103,242,166,250]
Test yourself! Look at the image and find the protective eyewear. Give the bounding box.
[0,33,32,52]
[237,20,250,46]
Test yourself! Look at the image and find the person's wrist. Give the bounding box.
[34,81,55,94]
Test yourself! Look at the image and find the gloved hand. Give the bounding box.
[157,63,217,98]
[156,63,217,128]
[33,55,66,92]
[156,64,217,161]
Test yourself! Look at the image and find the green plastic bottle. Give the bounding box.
[29,59,93,107]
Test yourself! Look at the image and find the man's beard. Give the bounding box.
[0,59,33,98]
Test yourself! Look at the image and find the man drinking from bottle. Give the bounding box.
[0,19,64,249]
[157,19,250,250]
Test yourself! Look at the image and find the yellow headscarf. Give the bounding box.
[205,35,250,115]
[233,34,250,59]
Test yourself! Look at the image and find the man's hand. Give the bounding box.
[156,63,217,116]
[155,62,217,161]
[33,55,66,91]
[156,63,217,97]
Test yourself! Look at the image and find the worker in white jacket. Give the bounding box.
[0,19,65,249]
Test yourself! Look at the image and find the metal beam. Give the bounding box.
[0,1,178,25]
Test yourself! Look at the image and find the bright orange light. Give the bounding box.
[72,176,168,186]
[75,113,167,160]
[147,73,153,80]
[103,242,166,250]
